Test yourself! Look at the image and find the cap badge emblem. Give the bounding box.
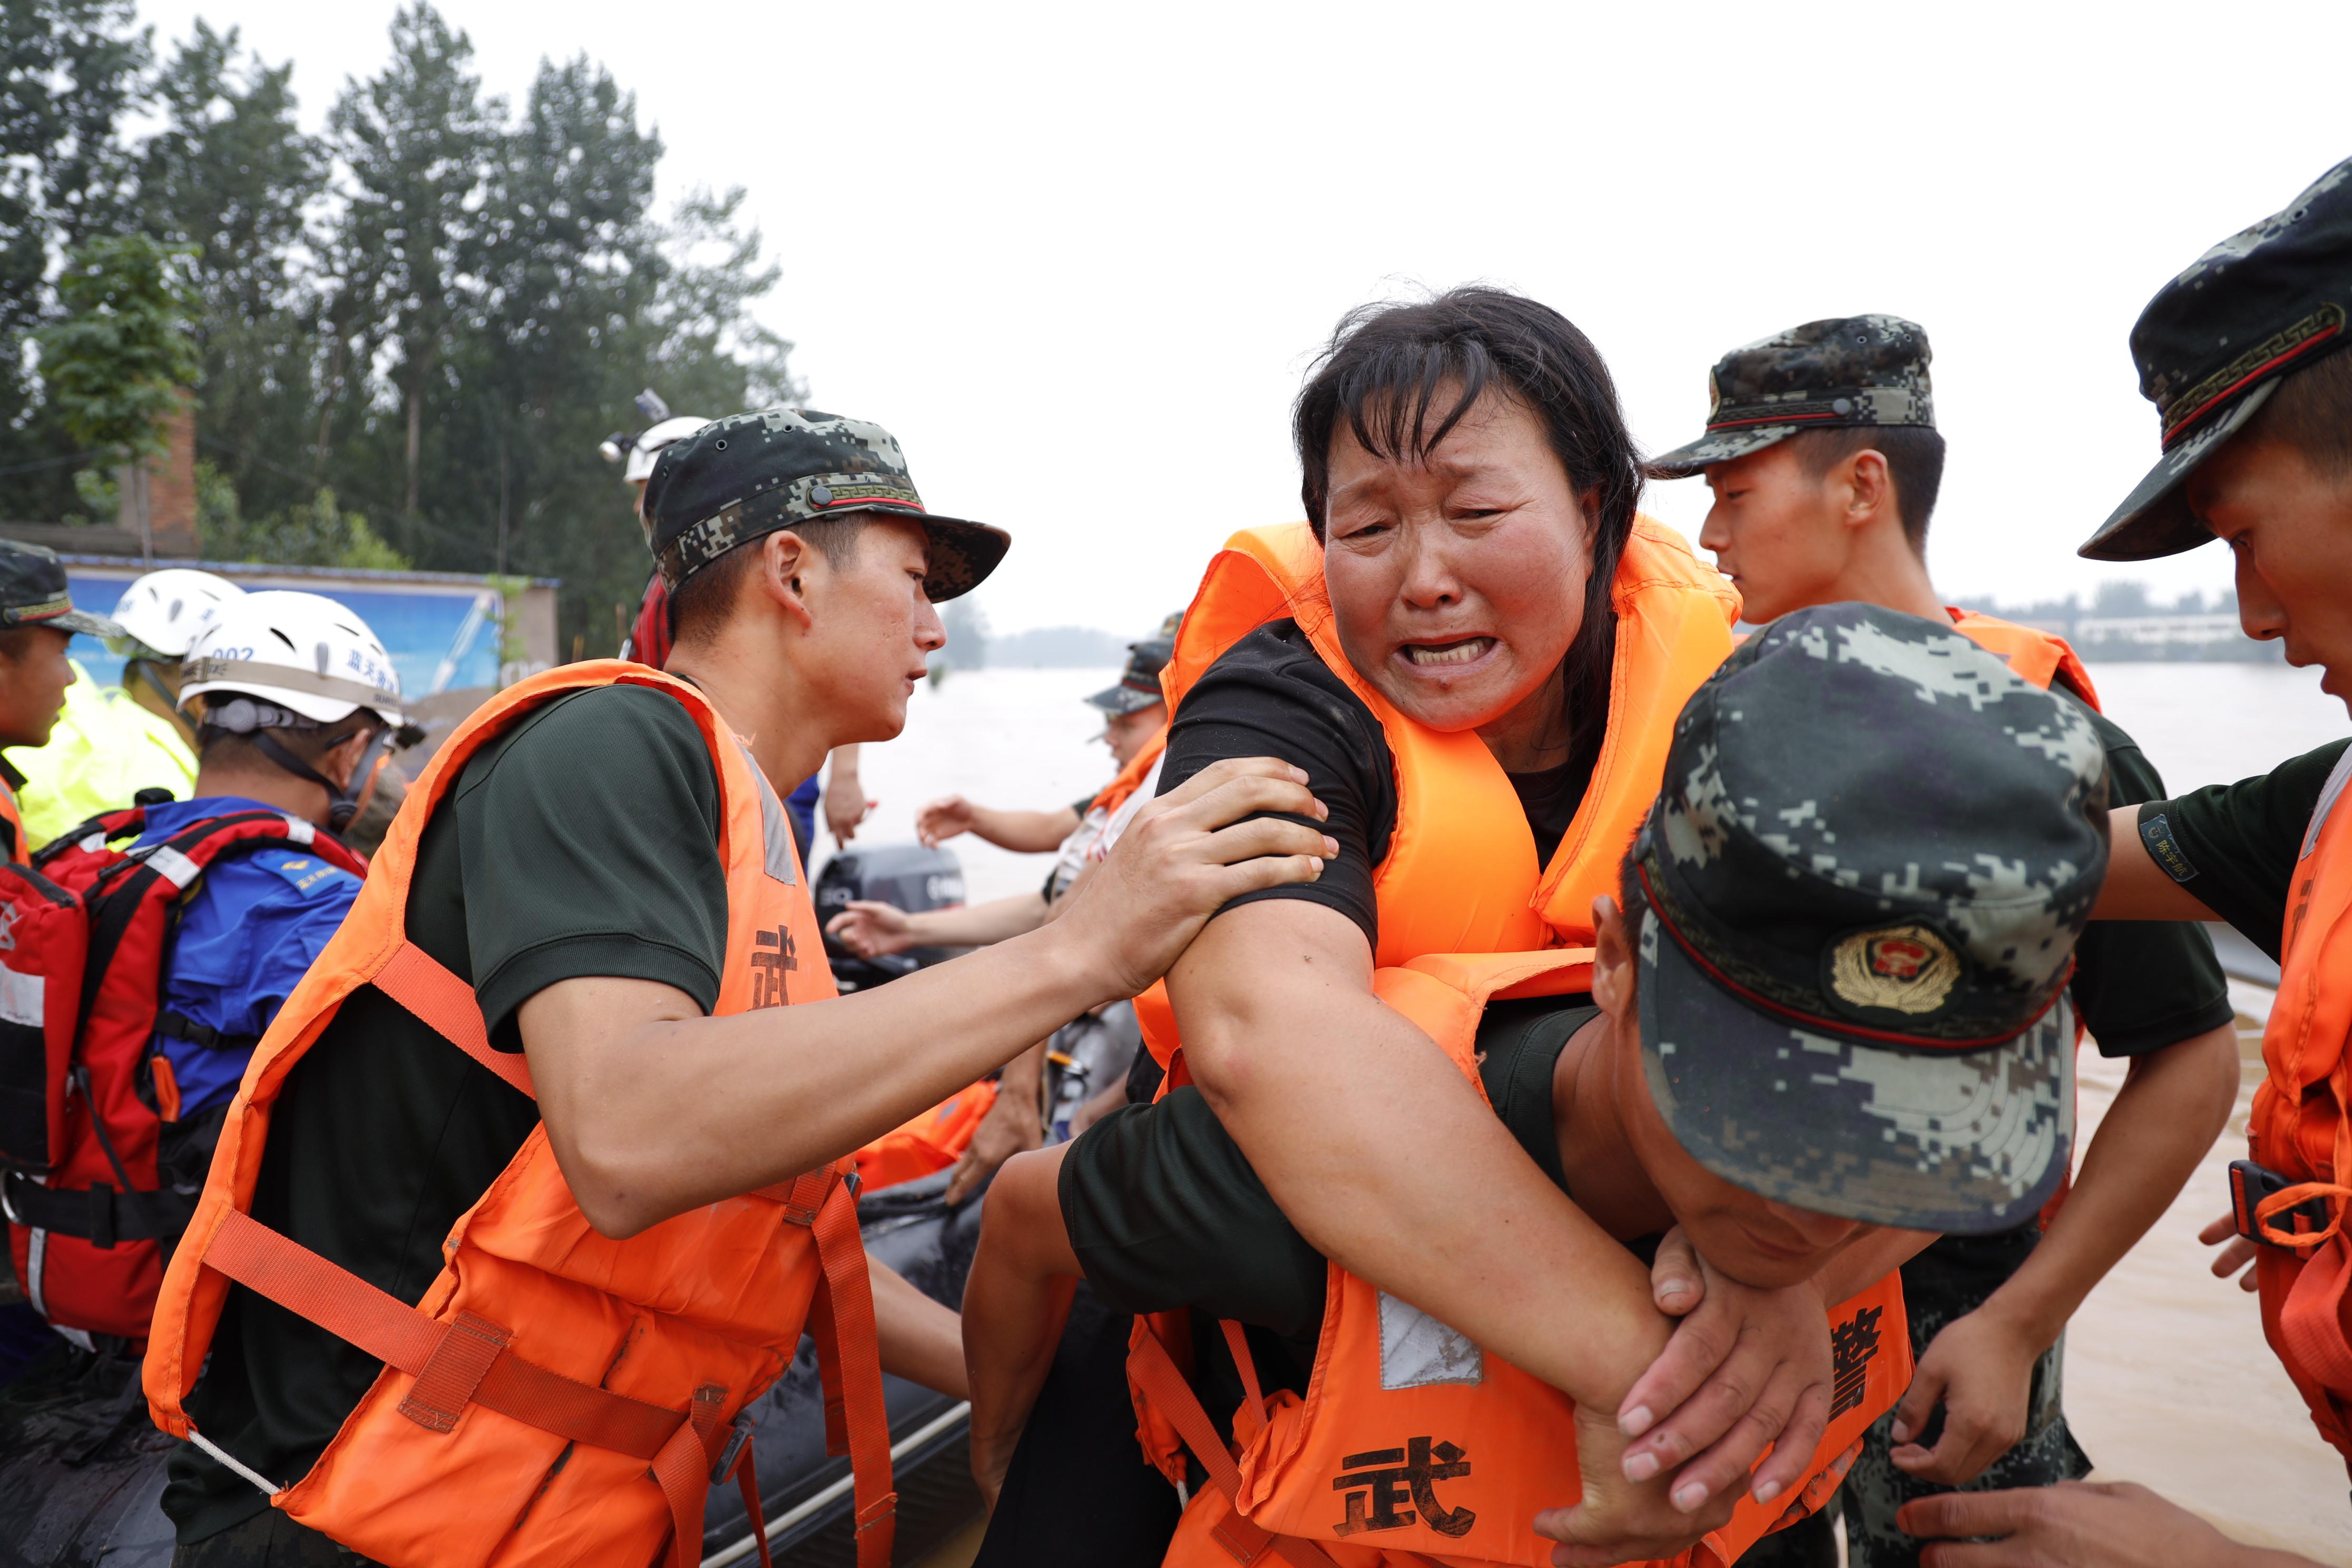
[1829,924,1959,1015]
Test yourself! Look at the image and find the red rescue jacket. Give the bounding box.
[0,806,365,1342]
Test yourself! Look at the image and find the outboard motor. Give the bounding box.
[813,843,968,992]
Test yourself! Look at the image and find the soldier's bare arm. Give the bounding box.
[521,758,1331,1239]
[2093,803,2222,920]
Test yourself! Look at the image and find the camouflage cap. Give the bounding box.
[0,541,121,638]
[1633,602,2109,1234]
[1085,619,1179,715]
[1648,316,1935,479]
[641,407,1010,602]
[2079,157,2352,562]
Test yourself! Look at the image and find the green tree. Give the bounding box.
[7,3,806,656]
[0,0,151,518]
[326,3,501,527]
[136,22,327,512]
[193,460,410,571]
[34,232,200,462]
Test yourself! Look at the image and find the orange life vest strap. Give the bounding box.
[730,1448,776,1568]
[1219,1320,1269,1447]
[205,1207,686,1457]
[373,939,536,1099]
[205,1201,801,1567]
[2279,1236,2352,1396]
[803,1167,897,1568]
[1129,1324,1350,1568]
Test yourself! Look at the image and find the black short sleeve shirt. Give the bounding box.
[163,684,732,1544]
[2139,737,2352,962]
[2064,695,2235,1057]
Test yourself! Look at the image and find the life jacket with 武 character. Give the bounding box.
[2233,743,2352,1476]
[140,663,897,1568]
[1123,521,1912,1567]
[0,804,366,1344]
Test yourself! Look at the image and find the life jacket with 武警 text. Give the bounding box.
[140,663,897,1568]
[1126,521,1912,1567]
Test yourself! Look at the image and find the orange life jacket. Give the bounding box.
[1943,609,2100,709]
[854,730,1169,1190]
[856,1076,1002,1191]
[141,663,895,1568]
[1122,522,1910,1566]
[1093,729,1170,819]
[2235,743,2352,1473]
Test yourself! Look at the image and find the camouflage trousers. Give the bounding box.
[1740,1224,2091,1568]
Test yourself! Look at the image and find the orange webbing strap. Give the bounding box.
[204,1209,728,1542]
[1219,1320,1269,1447]
[725,1443,776,1568]
[653,1385,728,1568]
[2280,1234,2352,1395]
[373,939,536,1099]
[1128,1326,1340,1568]
[2258,1179,2352,1250]
[801,1173,897,1568]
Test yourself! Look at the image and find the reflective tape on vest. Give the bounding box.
[145,846,201,889]
[0,963,41,1026]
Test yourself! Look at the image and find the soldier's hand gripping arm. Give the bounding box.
[517,757,1332,1241]
[1174,900,1839,1531]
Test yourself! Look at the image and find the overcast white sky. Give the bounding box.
[142,0,2348,638]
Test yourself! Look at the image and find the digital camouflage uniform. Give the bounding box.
[1632,604,2102,1234]
[1649,326,2104,1568]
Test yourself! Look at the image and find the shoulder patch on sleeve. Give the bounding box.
[258,849,361,897]
[2140,811,2201,885]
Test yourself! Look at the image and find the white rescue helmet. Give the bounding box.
[108,568,246,660]
[179,590,404,729]
[622,415,711,484]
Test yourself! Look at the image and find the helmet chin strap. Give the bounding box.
[248,731,365,832]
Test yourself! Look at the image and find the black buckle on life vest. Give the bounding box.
[2230,1159,2335,1243]
[710,1409,755,1484]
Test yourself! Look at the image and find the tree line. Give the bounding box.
[3,0,801,652]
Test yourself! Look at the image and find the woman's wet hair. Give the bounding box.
[1293,285,1639,783]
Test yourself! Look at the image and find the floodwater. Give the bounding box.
[2069,665,2351,1563]
[846,658,2352,1565]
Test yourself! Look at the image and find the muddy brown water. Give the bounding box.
[2067,999,2351,1564]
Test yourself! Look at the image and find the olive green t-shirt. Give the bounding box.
[163,684,732,1544]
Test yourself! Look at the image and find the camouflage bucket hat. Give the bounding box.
[642,407,1010,601]
[0,541,122,638]
[1649,316,1935,479]
[2079,157,2352,562]
[1632,602,2109,1234]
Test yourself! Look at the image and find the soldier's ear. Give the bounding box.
[756,531,816,630]
[1843,448,1894,530]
